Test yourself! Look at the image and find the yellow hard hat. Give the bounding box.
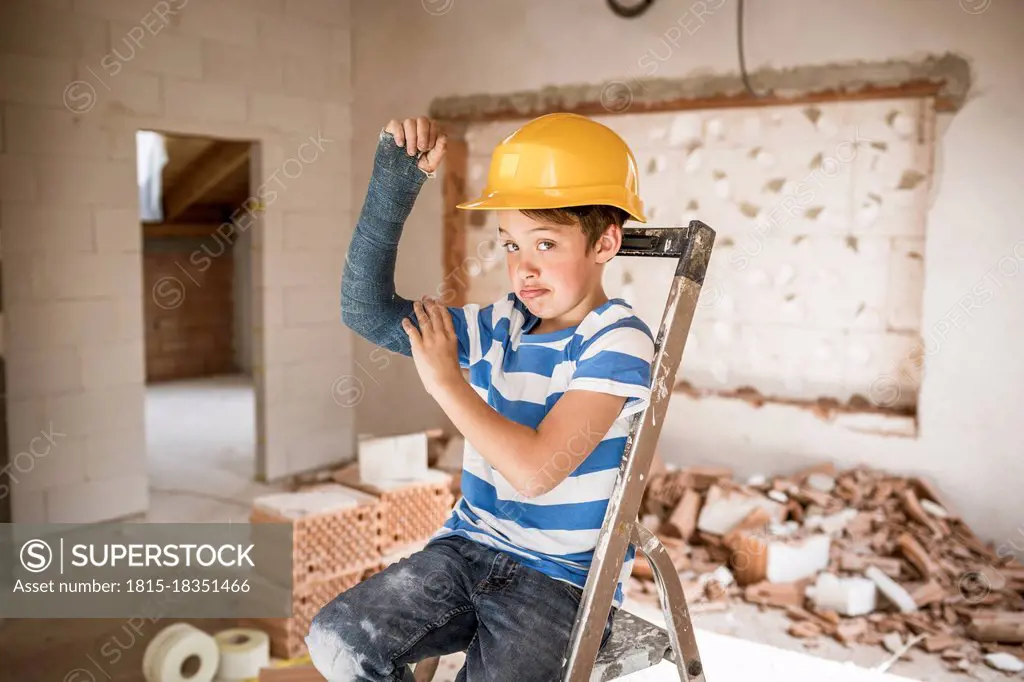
[457,112,647,223]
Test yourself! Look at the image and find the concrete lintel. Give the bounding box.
[429,52,970,123]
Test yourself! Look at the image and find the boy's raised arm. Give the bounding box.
[340,117,447,357]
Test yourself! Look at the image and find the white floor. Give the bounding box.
[144,374,289,524]
[143,377,993,682]
[426,599,931,682]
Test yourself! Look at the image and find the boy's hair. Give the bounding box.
[520,205,631,251]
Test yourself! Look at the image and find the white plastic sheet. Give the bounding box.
[137,130,168,222]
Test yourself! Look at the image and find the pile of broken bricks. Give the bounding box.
[630,461,1024,675]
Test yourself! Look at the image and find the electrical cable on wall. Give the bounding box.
[607,0,759,98]
[607,0,655,19]
[737,0,760,97]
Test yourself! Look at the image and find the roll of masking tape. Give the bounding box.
[213,628,271,680]
[142,622,220,682]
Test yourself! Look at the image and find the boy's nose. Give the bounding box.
[517,257,539,280]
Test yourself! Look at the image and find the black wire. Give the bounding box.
[607,0,655,19]
[737,0,758,96]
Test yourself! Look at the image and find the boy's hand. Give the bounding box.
[402,296,463,397]
[385,117,447,174]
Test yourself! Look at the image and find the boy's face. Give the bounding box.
[496,210,618,320]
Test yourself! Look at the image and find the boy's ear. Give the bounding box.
[593,223,622,264]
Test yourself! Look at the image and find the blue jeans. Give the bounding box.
[306,535,612,681]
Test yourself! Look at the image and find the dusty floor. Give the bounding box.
[425,598,1009,681]
[0,377,1011,681]
[144,374,289,524]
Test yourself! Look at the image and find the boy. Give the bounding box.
[308,112,655,681]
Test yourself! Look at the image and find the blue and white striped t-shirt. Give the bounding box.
[431,293,655,606]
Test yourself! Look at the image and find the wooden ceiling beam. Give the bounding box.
[143,222,221,239]
[163,142,250,222]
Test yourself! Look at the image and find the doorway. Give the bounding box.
[136,130,274,522]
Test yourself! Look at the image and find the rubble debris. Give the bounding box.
[699,565,735,601]
[766,534,831,583]
[806,473,836,494]
[983,652,1024,673]
[726,528,830,586]
[901,488,942,536]
[877,633,927,673]
[806,573,877,616]
[803,508,858,535]
[864,566,918,614]
[663,488,702,540]
[897,532,942,579]
[966,611,1024,643]
[696,484,787,535]
[882,632,904,654]
[920,499,950,519]
[834,618,869,644]
[909,580,947,607]
[788,621,822,639]
[704,577,728,601]
[630,463,1024,672]
[745,581,808,608]
[922,633,959,653]
[640,513,661,532]
[840,553,901,578]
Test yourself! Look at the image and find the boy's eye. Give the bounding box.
[502,242,518,252]
[538,240,555,251]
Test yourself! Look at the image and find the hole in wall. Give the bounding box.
[452,97,935,431]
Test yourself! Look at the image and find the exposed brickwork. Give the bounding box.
[143,240,238,382]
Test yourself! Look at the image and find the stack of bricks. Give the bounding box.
[242,484,387,659]
[331,464,456,555]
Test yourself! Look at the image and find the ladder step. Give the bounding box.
[592,609,672,681]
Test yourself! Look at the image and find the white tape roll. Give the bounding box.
[213,628,271,680]
[142,622,220,682]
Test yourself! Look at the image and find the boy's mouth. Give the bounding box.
[519,287,548,300]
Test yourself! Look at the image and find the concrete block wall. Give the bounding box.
[0,0,354,523]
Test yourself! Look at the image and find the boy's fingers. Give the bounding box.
[386,119,404,146]
[414,300,432,331]
[427,119,439,151]
[426,298,446,331]
[416,117,429,151]
[401,318,420,346]
[402,119,417,156]
[422,135,447,172]
[441,303,456,338]
[401,317,411,334]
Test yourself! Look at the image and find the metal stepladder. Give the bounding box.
[560,220,715,681]
[414,221,715,682]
